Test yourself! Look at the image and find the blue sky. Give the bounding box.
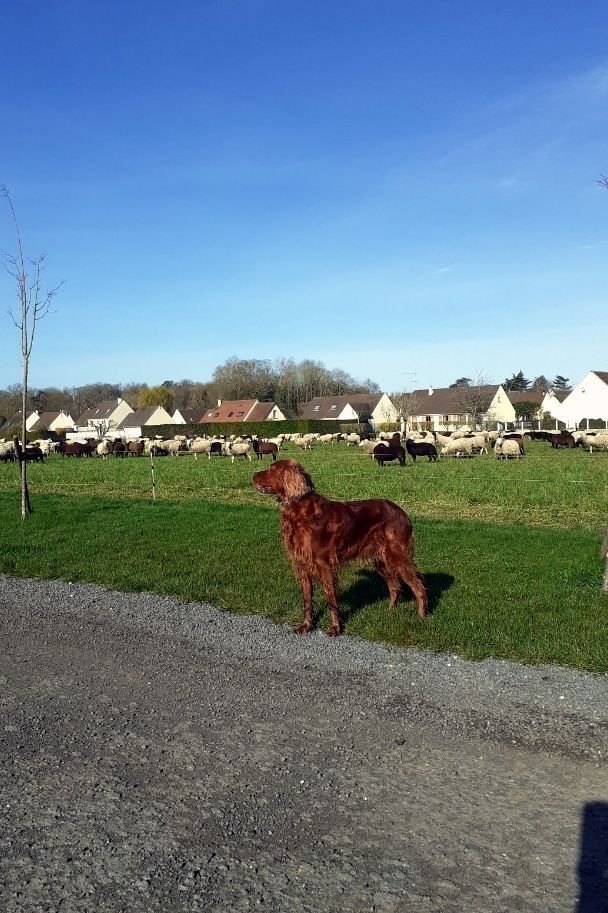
[1,0,607,393]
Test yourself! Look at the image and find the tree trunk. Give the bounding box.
[20,366,31,519]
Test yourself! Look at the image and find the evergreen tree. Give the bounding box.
[449,377,472,388]
[552,375,571,390]
[503,370,530,391]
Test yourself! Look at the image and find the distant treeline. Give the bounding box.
[0,356,380,424]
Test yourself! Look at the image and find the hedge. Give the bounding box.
[145,419,370,438]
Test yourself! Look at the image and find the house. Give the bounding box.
[301,393,398,429]
[28,410,76,433]
[406,385,514,431]
[245,401,289,422]
[76,398,134,433]
[505,390,545,420]
[559,372,608,429]
[172,407,206,425]
[198,399,288,423]
[0,411,41,435]
[538,389,569,424]
[118,406,175,438]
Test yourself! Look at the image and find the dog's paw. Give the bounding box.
[294,622,312,635]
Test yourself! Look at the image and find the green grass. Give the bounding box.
[0,441,607,672]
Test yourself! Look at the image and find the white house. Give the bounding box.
[118,406,175,438]
[76,398,134,434]
[539,390,569,425]
[302,393,398,429]
[559,372,608,429]
[406,385,514,430]
[28,410,76,433]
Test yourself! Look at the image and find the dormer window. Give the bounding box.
[313,405,320,412]
[329,404,337,411]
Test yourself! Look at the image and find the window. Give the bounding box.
[329,404,337,411]
[313,405,320,412]
[228,411,234,417]
[237,411,244,416]
[443,415,449,423]
[426,415,432,422]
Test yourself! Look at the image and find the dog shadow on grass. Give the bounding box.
[339,568,455,625]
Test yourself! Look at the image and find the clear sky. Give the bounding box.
[1,0,607,393]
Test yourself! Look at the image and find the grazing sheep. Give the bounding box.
[189,439,220,460]
[373,437,406,467]
[344,433,361,446]
[359,439,380,456]
[293,436,313,451]
[252,439,278,461]
[406,439,438,463]
[444,434,487,457]
[96,440,113,459]
[494,437,522,459]
[581,431,608,452]
[0,441,16,462]
[228,441,252,463]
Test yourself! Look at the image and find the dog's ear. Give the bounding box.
[280,460,315,502]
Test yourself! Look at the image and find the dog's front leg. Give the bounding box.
[294,569,313,635]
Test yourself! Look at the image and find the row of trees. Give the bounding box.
[450,373,571,392]
[0,357,381,425]
[0,366,578,429]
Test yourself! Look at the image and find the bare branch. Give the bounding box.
[597,173,608,191]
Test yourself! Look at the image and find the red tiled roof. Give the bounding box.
[198,400,257,423]
[247,402,281,422]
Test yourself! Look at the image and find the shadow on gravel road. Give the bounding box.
[576,802,608,912]
[340,569,455,622]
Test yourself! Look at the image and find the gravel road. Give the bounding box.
[1,574,607,912]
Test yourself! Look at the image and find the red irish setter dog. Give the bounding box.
[253,459,427,636]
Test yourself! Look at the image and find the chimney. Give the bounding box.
[217,399,222,407]
[428,386,433,396]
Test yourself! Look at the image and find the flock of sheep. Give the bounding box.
[1,426,607,467]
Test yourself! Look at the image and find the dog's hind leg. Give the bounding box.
[317,566,342,637]
[375,559,401,609]
[399,561,428,620]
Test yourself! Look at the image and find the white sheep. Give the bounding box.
[96,440,113,459]
[494,437,522,459]
[293,436,313,450]
[584,432,608,452]
[344,433,361,446]
[359,439,381,455]
[228,441,252,463]
[165,439,188,456]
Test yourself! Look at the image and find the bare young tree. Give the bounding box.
[391,390,423,433]
[451,372,495,429]
[1,185,63,519]
[598,173,608,590]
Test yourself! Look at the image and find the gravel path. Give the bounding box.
[1,574,607,912]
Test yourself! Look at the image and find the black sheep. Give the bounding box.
[406,439,437,463]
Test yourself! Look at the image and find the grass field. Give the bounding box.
[0,440,607,671]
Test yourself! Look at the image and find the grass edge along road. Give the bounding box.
[0,490,606,673]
